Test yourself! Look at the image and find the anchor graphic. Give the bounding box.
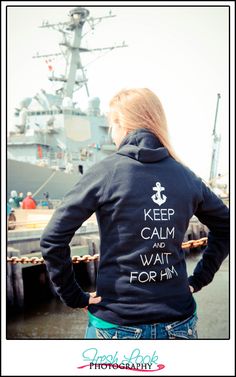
[151,182,167,206]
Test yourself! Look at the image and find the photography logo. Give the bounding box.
[77,348,165,372]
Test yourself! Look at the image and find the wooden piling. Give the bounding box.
[7,247,24,309]
[7,252,14,307]
[86,238,97,291]
[91,235,100,278]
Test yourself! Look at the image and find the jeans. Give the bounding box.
[84,312,198,339]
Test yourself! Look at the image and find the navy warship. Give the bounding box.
[7,7,127,200]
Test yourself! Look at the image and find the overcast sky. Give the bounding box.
[7,4,230,181]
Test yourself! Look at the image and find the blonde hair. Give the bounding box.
[109,88,180,162]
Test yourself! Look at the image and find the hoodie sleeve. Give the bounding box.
[188,181,229,293]
[40,163,110,308]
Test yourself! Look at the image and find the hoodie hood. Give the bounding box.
[116,128,169,162]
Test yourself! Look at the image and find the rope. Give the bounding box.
[7,237,208,264]
[32,171,57,198]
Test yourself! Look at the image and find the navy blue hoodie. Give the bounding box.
[40,128,229,325]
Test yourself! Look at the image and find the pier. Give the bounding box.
[8,208,228,340]
[7,209,208,312]
[6,255,229,339]
[7,209,99,311]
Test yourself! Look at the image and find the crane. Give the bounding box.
[209,93,221,188]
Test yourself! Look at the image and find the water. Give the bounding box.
[6,255,229,339]
[7,298,88,339]
[187,254,229,339]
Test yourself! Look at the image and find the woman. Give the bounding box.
[40,88,229,339]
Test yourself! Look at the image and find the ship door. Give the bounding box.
[78,165,83,174]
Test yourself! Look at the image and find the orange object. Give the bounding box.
[22,196,37,209]
[37,145,43,159]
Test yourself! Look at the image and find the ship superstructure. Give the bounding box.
[7,7,127,199]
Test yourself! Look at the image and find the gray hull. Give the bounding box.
[7,159,81,201]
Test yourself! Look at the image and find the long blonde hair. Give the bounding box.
[109,88,180,162]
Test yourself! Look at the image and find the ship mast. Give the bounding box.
[64,8,89,98]
[33,7,127,102]
[209,93,221,187]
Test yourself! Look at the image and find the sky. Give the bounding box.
[7,3,230,182]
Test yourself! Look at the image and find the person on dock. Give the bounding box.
[8,190,21,208]
[22,192,37,209]
[7,203,16,230]
[42,192,53,209]
[18,192,24,208]
[40,88,229,340]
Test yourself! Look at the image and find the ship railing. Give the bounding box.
[100,144,116,153]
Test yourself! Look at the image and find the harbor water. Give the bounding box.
[6,254,229,340]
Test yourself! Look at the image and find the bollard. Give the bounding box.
[7,252,14,307]
[91,236,100,278]
[7,247,24,309]
[87,238,97,291]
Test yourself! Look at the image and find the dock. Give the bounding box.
[7,209,99,310]
[6,208,229,340]
[7,209,209,314]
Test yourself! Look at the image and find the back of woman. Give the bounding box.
[40,88,229,339]
[92,128,201,323]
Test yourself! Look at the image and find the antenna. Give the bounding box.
[32,7,127,100]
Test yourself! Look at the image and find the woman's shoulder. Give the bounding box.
[172,159,202,181]
[85,152,119,175]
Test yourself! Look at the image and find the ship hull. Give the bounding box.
[7,159,81,201]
